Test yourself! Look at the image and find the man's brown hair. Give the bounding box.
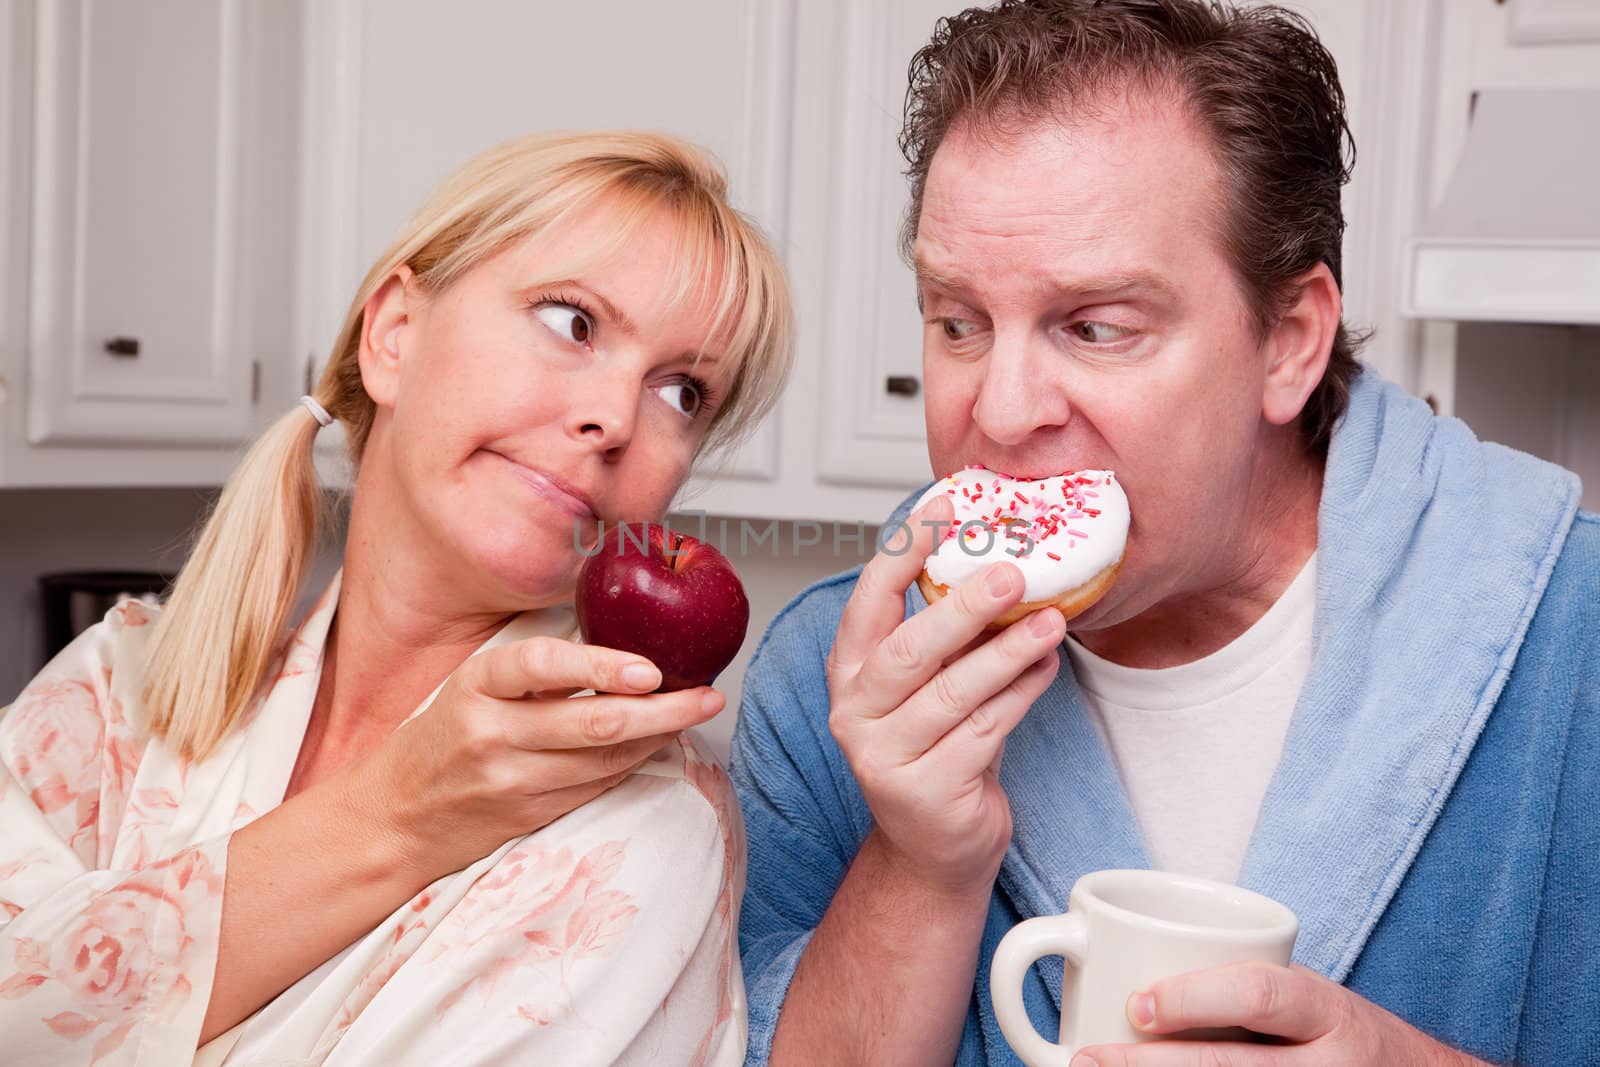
[900,0,1365,452]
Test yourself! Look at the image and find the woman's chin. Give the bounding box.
[456,524,583,607]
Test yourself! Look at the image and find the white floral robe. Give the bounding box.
[0,575,746,1065]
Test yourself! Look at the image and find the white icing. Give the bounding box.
[913,466,1130,602]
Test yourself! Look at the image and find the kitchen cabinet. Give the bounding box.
[1408,0,1600,414]
[0,0,302,487]
[806,0,945,493]
[7,0,1588,512]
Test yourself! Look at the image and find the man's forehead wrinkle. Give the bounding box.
[919,193,1146,252]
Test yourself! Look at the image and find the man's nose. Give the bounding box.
[971,331,1071,445]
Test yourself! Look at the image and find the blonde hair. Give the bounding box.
[142,131,795,762]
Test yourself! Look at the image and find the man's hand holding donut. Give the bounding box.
[825,493,1066,893]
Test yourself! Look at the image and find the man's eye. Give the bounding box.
[535,303,594,345]
[1071,320,1131,343]
[656,379,703,419]
[941,318,979,341]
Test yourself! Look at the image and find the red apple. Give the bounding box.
[575,522,750,691]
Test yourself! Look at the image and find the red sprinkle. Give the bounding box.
[1047,551,1062,561]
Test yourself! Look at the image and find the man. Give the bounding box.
[731,2,1598,1065]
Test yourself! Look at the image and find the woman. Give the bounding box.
[0,131,793,1065]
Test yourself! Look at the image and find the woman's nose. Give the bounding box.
[567,376,641,455]
[971,333,1071,445]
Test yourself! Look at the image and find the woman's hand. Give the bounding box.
[1074,963,1487,1067]
[826,494,1067,895]
[346,637,724,881]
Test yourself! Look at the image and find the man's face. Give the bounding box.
[915,91,1283,630]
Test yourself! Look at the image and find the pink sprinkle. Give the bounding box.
[1069,529,1088,539]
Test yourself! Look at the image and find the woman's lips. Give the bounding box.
[496,454,596,519]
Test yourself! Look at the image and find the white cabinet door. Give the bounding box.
[809,0,948,491]
[24,0,299,449]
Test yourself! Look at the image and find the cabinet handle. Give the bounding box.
[104,337,140,357]
[885,375,920,397]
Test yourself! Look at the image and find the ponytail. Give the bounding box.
[140,401,329,762]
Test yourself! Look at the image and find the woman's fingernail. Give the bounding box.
[1028,608,1059,636]
[622,663,658,689]
[1128,991,1156,1028]
[986,566,1015,598]
[701,689,724,714]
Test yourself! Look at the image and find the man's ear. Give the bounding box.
[1261,262,1340,427]
[356,265,417,409]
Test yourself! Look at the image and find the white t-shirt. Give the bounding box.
[1065,554,1317,884]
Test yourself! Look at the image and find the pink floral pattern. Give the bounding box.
[422,839,641,1029]
[2,580,747,1065]
[4,676,105,861]
[1,848,224,1063]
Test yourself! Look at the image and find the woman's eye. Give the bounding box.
[534,302,594,345]
[1070,320,1131,343]
[941,318,979,341]
[656,379,703,419]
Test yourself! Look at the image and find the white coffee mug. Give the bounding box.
[991,869,1299,1066]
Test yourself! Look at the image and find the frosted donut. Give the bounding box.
[913,466,1130,628]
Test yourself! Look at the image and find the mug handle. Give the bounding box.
[990,913,1089,1067]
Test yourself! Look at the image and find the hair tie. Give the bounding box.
[299,395,334,428]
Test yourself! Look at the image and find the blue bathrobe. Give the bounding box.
[731,372,1598,1066]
